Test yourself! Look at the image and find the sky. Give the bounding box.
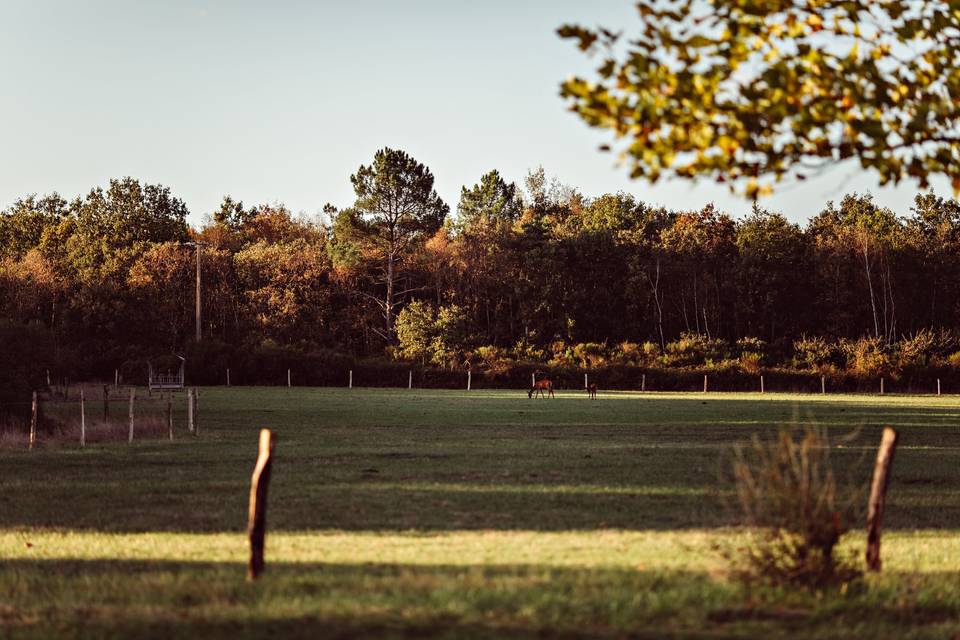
[0,0,951,227]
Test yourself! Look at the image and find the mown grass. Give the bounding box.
[2,388,960,638]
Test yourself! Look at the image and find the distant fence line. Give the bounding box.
[15,368,956,396]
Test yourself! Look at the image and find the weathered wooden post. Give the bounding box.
[531,372,535,387]
[584,373,588,389]
[114,369,119,389]
[287,369,291,388]
[408,370,413,390]
[641,373,646,392]
[29,391,37,450]
[349,370,353,389]
[103,385,109,421]
[188,389,195,434]
[880,378,885,395]
[227,368,231,386]
[80,390,86,448]
[866,427,899,572]
[938,378,942,396]
[166,393,173,441]
[760,375,765,394]
[821,375,826,394]
[703,375,708,393]
[467,370,472,391]
[247,428,275,580]
[128,388,135,444]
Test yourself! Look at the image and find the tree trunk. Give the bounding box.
[385,252,396,338]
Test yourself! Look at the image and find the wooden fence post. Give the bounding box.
[247,428,275,580]
[349,370,353,389]
[227,368,231,386]
[188,389,195,434]
[821,375,826,394]
[938,378,941,396]
[408,370,412,390]
[760,375,765,394]
[531,372,535,387]
[166,394,173,441]
[866,427,899,572]
[641,373,646,392]
[115,369,119,389]
[128,388,135,444]
[80,390,86,448]
[467,370,472,391]
[29,391,37,450]
[880,378,885,395]
[287,369,291,388]
[703,375,708,393]
[103,385,109,421]
[584,373,588,389]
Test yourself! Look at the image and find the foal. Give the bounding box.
[586,383,598,399]
[528,379,555,398]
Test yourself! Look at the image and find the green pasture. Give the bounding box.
[2,388,960,638]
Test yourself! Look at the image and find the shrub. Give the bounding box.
[474,345,512,377]
[731,427,863,588]
[895,329,936,368]
[571,342,607,367]
[739,352,763,375]
[613,341,642,365]
[641,341,662,361]
[840,336,891,377]
[664,332,728,367]
[793,335,834,370]
[946,351,960,369]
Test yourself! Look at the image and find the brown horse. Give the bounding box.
[586,383,598,399]
[528,379,555,398]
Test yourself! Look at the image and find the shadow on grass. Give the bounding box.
[3,559,960,639]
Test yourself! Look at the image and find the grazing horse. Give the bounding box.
[586,383,598,399]
[528,379,555,398]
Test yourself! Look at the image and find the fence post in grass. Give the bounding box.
[29,391,37,450]
[194,388,199,436]
[584,373,588,389]
[103,385,109,421]
[641,373,646,392]
[247,428,275,580]
[166,393,173,441]
[349,370,353,389]
[467,370,472,391]
[128,388,135,443]
[227,368,231,386]
[114,369,119,389]
[880,378,885,395]
[760,375,765,394]
[866,427,899,572]
[937,378,941,396]
[408,370,412,390]
[531,372,536,387]
[821,375,826,394]
[80,390,86,448]
[188,388,195,434]
[287,369,291,388]
[703,375,708,393]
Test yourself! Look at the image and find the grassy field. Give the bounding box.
[2,387,960,638]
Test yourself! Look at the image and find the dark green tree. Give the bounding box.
[336,148,448,340]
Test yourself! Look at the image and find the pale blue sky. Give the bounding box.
[0,1,949,226]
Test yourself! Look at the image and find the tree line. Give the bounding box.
[3,148,960,392]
